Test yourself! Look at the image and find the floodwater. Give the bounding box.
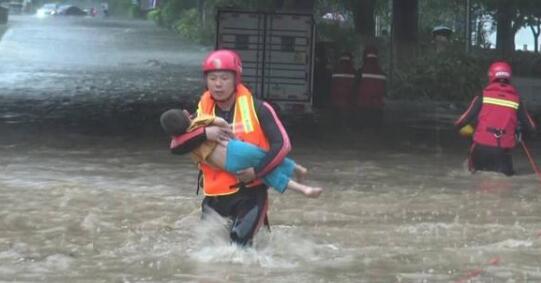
[1,15,541,283]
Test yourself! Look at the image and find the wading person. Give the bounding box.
[169,49,293,246]
[160,109,323,197]
[330,51,356,129]
[455,61,536,176]
[354,45,386,132]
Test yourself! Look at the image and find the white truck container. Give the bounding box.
[215,9,315,116]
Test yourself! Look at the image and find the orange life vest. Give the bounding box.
[197,84,270,196]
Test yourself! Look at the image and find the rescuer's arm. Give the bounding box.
[517,101,537,137]
[253,100,291,178]
[455,96,482,129]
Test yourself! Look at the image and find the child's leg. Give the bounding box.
[286,180,322,198]
[224,140,312,194]
[293,164,308,182]
[262,157,297,193]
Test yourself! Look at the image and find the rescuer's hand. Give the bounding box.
[236,167,256,183]
[212,117,230,128]
[205,126,233,142]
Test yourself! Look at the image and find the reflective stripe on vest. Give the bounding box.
[237,95,255,133]
[482,97,519,109]
[198,84,269,196]
[361,73,387,80]
[332,73,355,79]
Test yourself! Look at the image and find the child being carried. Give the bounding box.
[161,109,322,198]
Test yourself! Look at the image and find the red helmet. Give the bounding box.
[202,49,242,84]
[488,61,512,82]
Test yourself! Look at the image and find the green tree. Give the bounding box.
[278,0,315,10]
[480,0,537,57]
[527,16,541,53]
[470,1,493,48]
[344,0,376,41]
[523,1,541,52]
[418,0,465,35]
[392,0,418,67]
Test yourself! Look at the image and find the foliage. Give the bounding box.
[146,8,163,25]
[418,0,465,34]
[109,0,132,17]
[129,5,142,18]
[201,0,274,13]
[522,0,541,52]
[159,0,190,28]
[512,52,541,76]
[172,8,214,44]
[389,45,486,101]
[149,0,274,39]
[316,21,360,55]
[479,0,539,51]
[471,1,494,48]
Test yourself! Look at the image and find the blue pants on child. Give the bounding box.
[224,140,295,193]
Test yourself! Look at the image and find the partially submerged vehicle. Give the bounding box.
[36,3,58,17]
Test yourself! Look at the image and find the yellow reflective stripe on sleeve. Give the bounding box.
[238,95,254,133]
[483,97,519,109]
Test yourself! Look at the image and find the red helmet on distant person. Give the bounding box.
[202,49,242,85]
[488,61,512,82]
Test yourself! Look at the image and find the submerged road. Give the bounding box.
[0,15,206,132]
[1,14,541,283]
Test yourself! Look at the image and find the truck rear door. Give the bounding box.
[216,10,315,115]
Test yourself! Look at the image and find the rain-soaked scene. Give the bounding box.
[1,0,541,282]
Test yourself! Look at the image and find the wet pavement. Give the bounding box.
[1,14,541,283]
[0,15,206,133]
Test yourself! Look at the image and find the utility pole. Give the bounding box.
[198,0,205,26]
[465,0,471,53]
[388,0,393,88]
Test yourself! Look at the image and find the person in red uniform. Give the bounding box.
[169,49,291,246]
[354,45,386,131]
[455,61,536,176]
[330,52,356,128]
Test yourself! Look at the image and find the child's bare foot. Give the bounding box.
[295,165,308,183]
[303,187,322,198]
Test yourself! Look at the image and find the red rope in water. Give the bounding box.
[520,140,541,185]
[454,256,500,283]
